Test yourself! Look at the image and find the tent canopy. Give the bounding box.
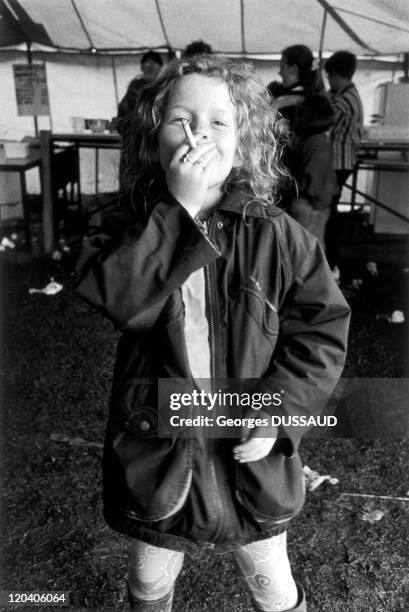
[1,0,408,57]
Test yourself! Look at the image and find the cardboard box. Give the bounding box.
[3,141,30,158]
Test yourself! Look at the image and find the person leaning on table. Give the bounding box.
[114,51,163,193]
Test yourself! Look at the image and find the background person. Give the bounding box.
[116,50,164,135]
[324,51,364,276]
[286,94,338,248]
[75,56,350,612]
[115,50,163,193]
[268,44,325,128]
[268,45,335,246]
[182,39,213,57]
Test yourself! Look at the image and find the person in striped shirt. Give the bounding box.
[324,51,363,276]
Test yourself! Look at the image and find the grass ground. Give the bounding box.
[0,243,408,612]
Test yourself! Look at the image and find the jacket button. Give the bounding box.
[139,419,151,432]
[217,221,223,229]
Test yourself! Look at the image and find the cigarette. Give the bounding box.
[182,119,197,149]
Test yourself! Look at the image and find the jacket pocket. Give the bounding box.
[231,276,279,339]
[228,276,279,376]
[106,379,193,522]
[235,446,305,523]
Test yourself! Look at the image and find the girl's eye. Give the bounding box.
[172,117,190,125]
[213,120,228,128]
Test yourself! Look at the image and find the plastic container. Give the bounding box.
[3,141,30,158]
[70,117,85,133]
[87,119,108,133]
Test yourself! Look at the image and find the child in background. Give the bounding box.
[75,56,350,612]
[285,94,338,248]
[324,51,364,275]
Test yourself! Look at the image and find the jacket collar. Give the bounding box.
[217,189,283,219]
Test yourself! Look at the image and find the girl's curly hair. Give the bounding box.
[121,55,288,209]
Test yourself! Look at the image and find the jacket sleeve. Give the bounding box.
[251,230,350,454]
[74,198,220,332]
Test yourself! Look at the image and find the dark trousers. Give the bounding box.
[325,170,352,268]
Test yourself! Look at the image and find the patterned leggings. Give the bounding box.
[128,532,298,612]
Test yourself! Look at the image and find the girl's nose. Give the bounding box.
[195,133,208,142]
[190,120,209,142]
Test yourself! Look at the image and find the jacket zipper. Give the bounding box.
[204,216,225,537]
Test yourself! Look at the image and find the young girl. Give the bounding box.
[75,56,350,612]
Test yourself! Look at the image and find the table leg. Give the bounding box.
[95,148,99,199]
[19,172,31,250]
[40,130,54,253]
[350,164,358,212]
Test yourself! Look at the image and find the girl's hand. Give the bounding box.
[165,141,218,217]
[233,423,278,463]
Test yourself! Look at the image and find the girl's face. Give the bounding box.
[279,57,299,87]
[159,74,240,193]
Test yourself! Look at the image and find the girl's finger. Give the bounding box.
[169,141,213,168]
[194,148,218,171]
[235,447,270,462]
[234,437,268,453]
[233,437,276,462]
[181,142,216,165]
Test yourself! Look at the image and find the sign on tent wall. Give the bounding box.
[12,63,50,116]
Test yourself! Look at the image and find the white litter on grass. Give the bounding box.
[361,509,385,523]
[303,465,339,491]
[51,244,71,260]
[342,492,409,502]
[1,236,15,249]
[390,310,405,323]
[351,278,363,289]
[29,279,63,296]
[376,310,405,324]
[0,245,5,252]
[366,261,378,277]
[50,433,103,449]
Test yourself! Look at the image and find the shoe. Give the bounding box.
[252,582,307,612]
[127,587,174,611]
[286,583,307,612]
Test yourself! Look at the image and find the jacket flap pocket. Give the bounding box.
[231,276,278,336]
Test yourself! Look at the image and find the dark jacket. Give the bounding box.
[280,94,337,211]
[75,189,350,552]
[267,81,308,126]
[115,76,148,137]
[286,133,338,210]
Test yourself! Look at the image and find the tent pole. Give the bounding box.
[402,53,409,82]
[316,0,378,53]
[318,9,327,68]
[111,56,119,107]
[240,0,246,56]
[26,41,39,137]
